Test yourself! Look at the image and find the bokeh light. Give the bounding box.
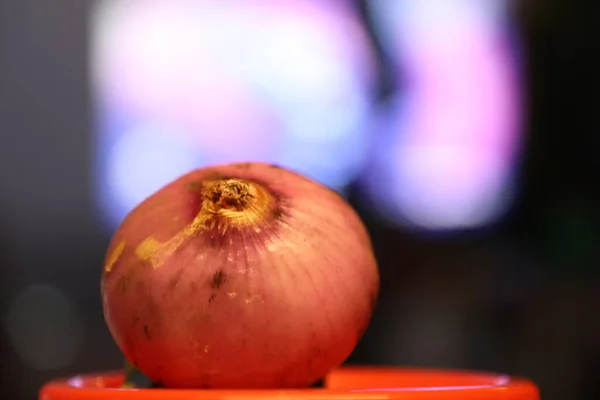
[362,0,522,231]
[91,0,376,227]
[101,122,205,225]
[4,284,84,371]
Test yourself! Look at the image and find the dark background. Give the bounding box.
[1,1,599,399]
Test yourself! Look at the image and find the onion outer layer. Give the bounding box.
[101,162,379,389]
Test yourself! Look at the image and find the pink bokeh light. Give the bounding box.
[364,0,522,230]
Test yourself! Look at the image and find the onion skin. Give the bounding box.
[101,162,379,389]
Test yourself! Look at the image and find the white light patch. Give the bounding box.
[91,0,202,114]
[104,123,203,223]
[243,7,370,144]
[4,285,84,370]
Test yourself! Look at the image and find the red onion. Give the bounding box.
[101,162,379,388]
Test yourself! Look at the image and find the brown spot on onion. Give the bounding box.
[186,181,203,192]
[143,325,151,339]
[116,277,128,294]
[167,269,184,292]
[163,269,184,299]
[235,162,252,170]
[272,206,283,219]
[210,270,227,289]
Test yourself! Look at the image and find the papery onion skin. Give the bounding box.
[101,162,379,389]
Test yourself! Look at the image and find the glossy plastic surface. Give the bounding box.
[40,366,539,400]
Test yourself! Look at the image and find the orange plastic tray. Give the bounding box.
[40,366,539,400]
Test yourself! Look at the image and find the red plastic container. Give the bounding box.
[40,366,539,399]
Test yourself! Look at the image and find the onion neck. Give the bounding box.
[200,179,277,229]
[131,179,279,270]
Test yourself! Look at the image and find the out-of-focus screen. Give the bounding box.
[91,0,522,232]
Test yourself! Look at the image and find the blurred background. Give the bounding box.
[0,0,598,399]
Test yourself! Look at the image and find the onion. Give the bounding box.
[101,162,379,388]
